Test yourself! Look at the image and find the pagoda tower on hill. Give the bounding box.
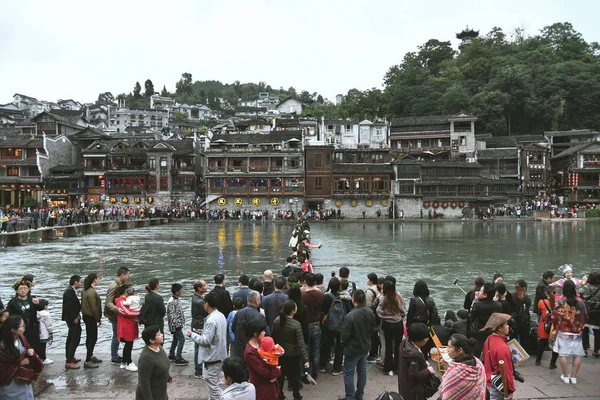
[456,26,479,48]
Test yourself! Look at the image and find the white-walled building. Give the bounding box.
[109,108,169,133]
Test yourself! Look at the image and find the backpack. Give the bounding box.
[375,391,404,400]
[139,300,150,325]
[326,294,347,332]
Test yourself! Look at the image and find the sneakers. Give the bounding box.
[367,356,379,363]
[84,361,99,369]
[90,356,103,363]
[126,362,138,372]
[332,370,343,376]
[120,363,127,369]
[593,352,600,358]
[569,375,577,384]
[514,371,525,383]
[168,355,176,362]
[560,374,570,384]
[195,372,204,379]
[318,367,326,373]
[549,363,557,370]
[111,357,123,365]
[43,358,54,365]
[375,362,384,370]
[174,358,189,366]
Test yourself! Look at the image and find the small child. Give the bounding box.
[37,302,54,365]
[257,336,285,367]
[227,298,244,343]
[122,286,141,310]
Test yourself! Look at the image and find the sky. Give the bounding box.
[0,0,598,105]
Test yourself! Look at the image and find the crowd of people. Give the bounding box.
[0,249,598,399]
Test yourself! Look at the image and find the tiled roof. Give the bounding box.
[49,164,81,173]
[477,148,518,160]
[513,135,546,143]
[332,164,392,174]
[421,161,480,168]
[545,129,599,137]
[478,136,517,148]
[552,141,600,160]
[391,115,452,128]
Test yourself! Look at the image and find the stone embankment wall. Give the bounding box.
[396,198,465,219]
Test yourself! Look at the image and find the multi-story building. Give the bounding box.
[545,129,600,158]
[12,94,47,116]
[551,139,600,205]
[0,127,44,206]
[204,131,304,211]
[57,99,82,110]
[392,158,518,218]
[390,113,477,161]
[516,135,550,199]
[32,110,86,136]
[313,118,388,149]
[109,108,169,134]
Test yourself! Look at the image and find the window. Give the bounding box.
[417,140,422,148]
[148,157,155,169]
[183,177,194,191]
[460,136,466,146]
[314,177,322,189]
[160,176,168,191]
[7,167,18,176]
[314,154,322,168]
[327,125,334,131]
[397,182,414,194]
[346,125,351,132]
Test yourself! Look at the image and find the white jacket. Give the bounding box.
[38,310,53,342]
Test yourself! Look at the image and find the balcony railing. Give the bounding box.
[106,185,144,193]
[249,187,269,194]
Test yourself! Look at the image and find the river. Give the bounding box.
[0,219,598,353]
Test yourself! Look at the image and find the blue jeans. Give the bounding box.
[170,328,185,359]
[109,319,119,361]
[194,342,203,374]
[308,323,321,375]
[343,353,367,400]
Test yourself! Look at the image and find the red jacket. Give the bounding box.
[244,342,281,400]
[0,335,44,386]
[482,334,515,393]
[537,299,552,339]
[116,296,140,342]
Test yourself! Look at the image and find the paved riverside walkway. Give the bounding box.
[33,349,600,399]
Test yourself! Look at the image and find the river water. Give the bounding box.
[1,220,598,353]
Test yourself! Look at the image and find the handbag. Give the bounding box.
[424,372,441,398]
[542,301,552,334]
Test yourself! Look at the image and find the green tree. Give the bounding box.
[161,85,169,96]
[173,111,188,123]
[417,39,456,76]
[133,81,142,99]
[144,79,155,97]
[95,92,116,106]
[175,73,193,96]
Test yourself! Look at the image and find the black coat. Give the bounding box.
[61,286,81,323]
[144,291,166,332]
[211,285,233,317]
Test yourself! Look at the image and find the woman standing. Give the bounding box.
[5,280,45,359]
[135,325,172,400]
[82,273,103,368]
[407,280,439,358]
[243,319,281,400]
[143,279,166,333]
[579,271,600,358]
[439,334,486,400]
[482,313,515,400]
[0,315,44,400]
[377,280,405,375]
[273,300,309,400]
[536,286,559,369]
[115,284,140,372]
[551,280,588,384]
[552,264,583,301]
[397,323,436,400]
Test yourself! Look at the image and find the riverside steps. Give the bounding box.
[0,218,169,247]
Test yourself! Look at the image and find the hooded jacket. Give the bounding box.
[440,355,486,400]
[219,381,256,400]
[397,339,430,400]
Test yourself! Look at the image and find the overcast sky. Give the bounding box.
[1,0,598,105]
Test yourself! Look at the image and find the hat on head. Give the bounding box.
[481,313,512,332]
[259,336,274,352]
[22,274,35,282]
[559,264,573,276]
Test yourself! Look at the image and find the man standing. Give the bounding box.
[262,270,275,296]
[210,274,233,318]
[365,273,380,363]
[104,267,130,365]
[191,280,208,378]
[62,275,82,369]
[339,267,356,296]
[232,275,251,308]
[534,270,555,316]
[339,289,375,400]
[167,283,188,366]
[231,291,267,357]
[187,292,228,400]
[262,276,288,328]
[302,273,324,380]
